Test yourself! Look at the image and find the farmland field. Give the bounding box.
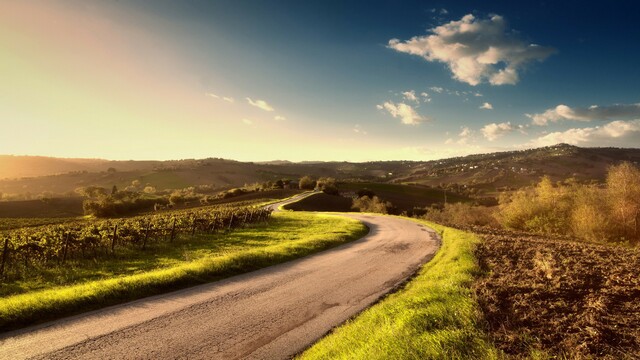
[474,229,640,359]
[0,211,367,331]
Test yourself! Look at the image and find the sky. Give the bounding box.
[1,0,640,162]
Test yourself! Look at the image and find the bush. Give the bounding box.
[424,203,497,228]
[299,176,316,190]
[315,177,339,195]
[352,196,392,214]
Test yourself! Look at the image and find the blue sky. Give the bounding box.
[1,0,639,161]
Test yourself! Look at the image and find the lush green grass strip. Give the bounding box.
[0,212,368,332]
[299,219,501,360]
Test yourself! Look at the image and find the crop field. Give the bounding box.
[0,211,367,331]
[474,229,640,359]
[339,182,470,213]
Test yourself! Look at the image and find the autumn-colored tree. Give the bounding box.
[352,196,392,214]
[607,162,640,242]
[570,185,610,242]
[298,176,316,190]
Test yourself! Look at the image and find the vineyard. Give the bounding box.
[0,205,272,280]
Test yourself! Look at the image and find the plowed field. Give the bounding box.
[474,229,640,359]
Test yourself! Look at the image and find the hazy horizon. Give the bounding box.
[2,1,640,162]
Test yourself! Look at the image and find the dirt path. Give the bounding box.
[0,202,439,359]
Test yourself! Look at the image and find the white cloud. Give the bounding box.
[445,127,474,145]
[459,126,472,137]
[527,103,640,126]
[430,86,444,93]
[479,102,493,110]
[246,97,275,112]
[379,101,427,125]
[205,93,219,99]
[274,115,286,121]
[388,14,554,86]
[242,118,253,125]
[375,104,384,110]
[353,124,368,135]
[530,120,640,147]
[223,96,234,103]
[420,92,432,103]
[402,90,419,103]
[474,92,483,97]
[481,122,514,141]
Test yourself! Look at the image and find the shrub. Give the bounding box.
[352,196,392,214]
[424,203,497,228]
[299,176,316,190]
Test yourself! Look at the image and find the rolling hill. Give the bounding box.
[1,144,639,198]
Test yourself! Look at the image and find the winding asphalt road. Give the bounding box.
[0,194,440,359]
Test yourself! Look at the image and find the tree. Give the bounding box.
[607,162,640,242]
[352,196,392,214]
[75,186,108,199]
[111,185,118,195]
[570,185,610,242]
[299,176,316,190]
[316,177,339,195]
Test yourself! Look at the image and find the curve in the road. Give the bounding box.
[0,195,440,360]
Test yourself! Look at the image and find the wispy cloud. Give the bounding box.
[527,103,640,126]
[445,126,474,145]
[402,90,419,103]
[246,97,275,112]
[242,118,253,125]
[479,102,493,110]
[529,120,640,147]
[388,14,555,85]
[378,101,427,125]
[205,92,219,99]
[353,124,368,135]
[274,115,286,121]
[223,96,234,103]
[481,122,515,141]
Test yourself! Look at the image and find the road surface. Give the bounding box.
[0,196,440,359]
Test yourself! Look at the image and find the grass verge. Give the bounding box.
[0,212,368,332]
[299,218,501,359]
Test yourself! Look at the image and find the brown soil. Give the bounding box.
[282,193,354,212]
[473,227,640,359]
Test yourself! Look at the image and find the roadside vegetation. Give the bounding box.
[421,162,640,245]
[497,162,640,244]
[0,211,368,331]
[300,219,500,359]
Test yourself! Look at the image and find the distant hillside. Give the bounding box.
[0,155,163,179]
[1,144,639,197]
[394,144,640,195]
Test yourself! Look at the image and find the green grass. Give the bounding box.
[299,218,501,360]
[0,212,368,331]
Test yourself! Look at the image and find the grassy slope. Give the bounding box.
[300,219,500,360]
[0,212,368,331]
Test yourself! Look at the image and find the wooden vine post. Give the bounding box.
[0,236,8,277]
[170,218,176,242]
[143,222,151,250]
[61,232,70,264]
[111,224,118,254]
